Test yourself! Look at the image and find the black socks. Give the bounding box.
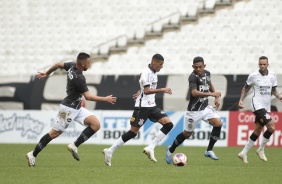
[33,133,52,157]
[207,126,221,151]
[74,126,96,147]
[169,132,186,153]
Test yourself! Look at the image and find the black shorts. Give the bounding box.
[130,106,168,127]
[253,108,272,126]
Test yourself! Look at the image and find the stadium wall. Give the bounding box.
[1,74,282,111]
[0,110,282,147]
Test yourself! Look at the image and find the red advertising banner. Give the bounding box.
[229,111,282,147]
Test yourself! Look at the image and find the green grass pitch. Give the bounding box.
[0,144,281,184]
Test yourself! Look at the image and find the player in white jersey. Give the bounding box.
[238,56,282,163]
[103,54,174,166]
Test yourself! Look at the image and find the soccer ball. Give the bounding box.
[172,153,188,166]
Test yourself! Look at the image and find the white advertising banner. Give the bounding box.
[0,110,102,144]
[0,110,229,147]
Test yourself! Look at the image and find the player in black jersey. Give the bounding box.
[26,52,117,167]
[166,56,222,163]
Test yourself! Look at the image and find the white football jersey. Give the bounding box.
[135,65,158,107]
[246,70,277,112]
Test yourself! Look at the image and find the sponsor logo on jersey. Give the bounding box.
[138,119,144,126]
[130,117,135,122]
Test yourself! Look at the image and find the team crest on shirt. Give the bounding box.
[138,119,144,126]
[264,113,271,119]
[188,118,194,123]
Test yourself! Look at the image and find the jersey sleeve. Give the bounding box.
[188,74,197,90]
[246,74,254,86]
[64,62,75,71]
[140,70,151,87]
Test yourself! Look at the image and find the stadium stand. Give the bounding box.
[2,0,281,76]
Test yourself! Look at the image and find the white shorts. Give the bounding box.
[184,105,220,132]
[52,104,93,132]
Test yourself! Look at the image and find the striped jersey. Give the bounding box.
[187,70,211,111]
[246,70,277,112]
[135,65,157,107]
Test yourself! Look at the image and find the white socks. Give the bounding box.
[258,136,269,151]
[241,139,255,155]
[148,131,166,150]
[108,137,125,155]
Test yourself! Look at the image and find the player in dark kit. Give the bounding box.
[26,52,117,167]
[166,56,222,164]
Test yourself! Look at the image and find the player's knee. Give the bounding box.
[122,130,137,142]
[89,121,100,132]
[161,122,173,134]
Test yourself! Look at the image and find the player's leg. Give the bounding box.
[26,105,72,167]
[256,112,275,161]
[238,122,262,163]
[26,129,62,167]
[166,130,192,164]
[68,108,100,161]
[204,118,221,160]
[204,106,222,160]
[103,108,142,166]
[103,126,139,166]
[144,108,173,163]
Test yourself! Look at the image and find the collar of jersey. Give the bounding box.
[148,64,156,73]
[259,69,268,76]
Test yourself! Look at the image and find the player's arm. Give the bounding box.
[189,74,220,98]
[209,82,220,110]
[143,85,172,95]
[133,90,140,100]
[83,91,117,104]
[238,83,251,109]
[191,89,221,98]
[36,62,65,79]
[271,87,282,102]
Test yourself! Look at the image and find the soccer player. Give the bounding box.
[26,52,117,167]
[237,56,282,163]
[165,56,222,164]
[103,54,174,166]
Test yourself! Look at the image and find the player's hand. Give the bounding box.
[211,91,221,98]
[105,95,117,104]
[214,98,220,110]
[162,88,172,95]
[133,91,140,100]
[36,72,48,79]
[238,100,244,109]
[279,96,282,102]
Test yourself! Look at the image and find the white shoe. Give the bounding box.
[256,149,267,161]
[143,147,157,163]
[103,148,112,166]
[238,152,248,163]
[67,143,79,161]
[26,151,36,167]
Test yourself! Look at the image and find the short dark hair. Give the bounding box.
[152,54,164,61]
[77,52,90,62]
[259,56,268,61]
[193,56,204,64]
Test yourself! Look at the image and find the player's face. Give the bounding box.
[152,60,164,72]
[258,59,268,73]
[83,58,91,71]
[192,62,205,76]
